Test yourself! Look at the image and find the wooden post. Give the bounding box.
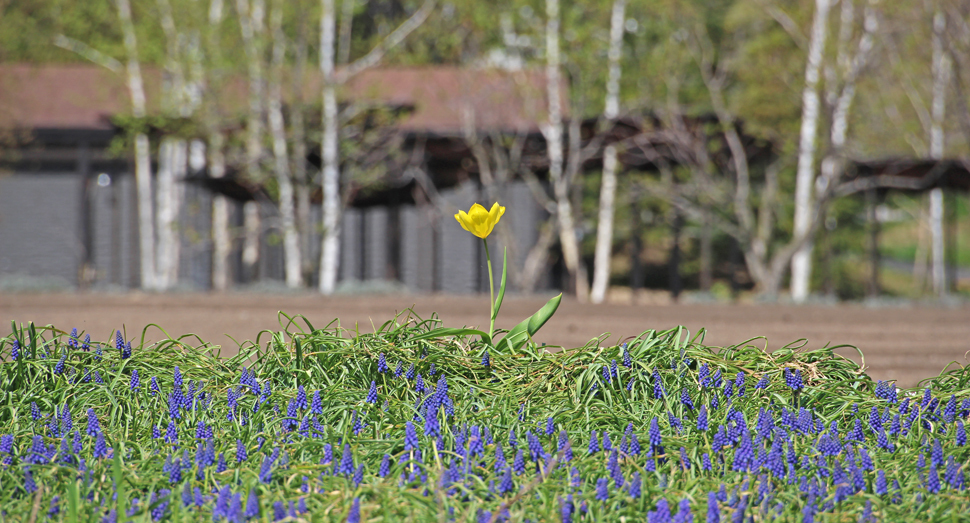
[820,209,834,298]
[630,196,644,294]
[866,187,881,298]
[78,141,93,288]
[729,235,740,299]
[669,211,683,301]
[699,213,712,292]
[945,189,957,294]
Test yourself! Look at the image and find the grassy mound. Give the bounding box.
[1,311,968,522]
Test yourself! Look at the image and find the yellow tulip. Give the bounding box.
[454,203,505,239]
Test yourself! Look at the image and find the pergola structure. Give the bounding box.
[844,158,970,297]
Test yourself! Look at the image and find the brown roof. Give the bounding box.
[0,64,161,131]
[0,63,557,134]
[341,67,556,133]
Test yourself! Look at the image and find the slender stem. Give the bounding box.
[484,238,495,339]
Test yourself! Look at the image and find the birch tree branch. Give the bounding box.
[339,0,435,81]
[754,0,807,49]
[54,35,123,72]
[834,163,951,198]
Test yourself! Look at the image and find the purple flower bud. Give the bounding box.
[366,381,378,404]
[513,448,525,475]
[93,432,109,459]
[379,454,391,477]
[347,497,361,523]
[652,370,664,399]
[595,477,609,502]
[649,417,662,448]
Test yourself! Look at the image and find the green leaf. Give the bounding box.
[113,441,127,522]
[295,337,304,373]
[411,327,491,345]
[499,293,562,353]
[67,478,79,523]
[491,247,508,323]
[28,322,37,359]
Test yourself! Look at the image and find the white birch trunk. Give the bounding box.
[237,0,265,279]
[319,0,341,294]
[790,0,832,303]
[115,0,156,290]
[269,2,303,288]
[209,133,232,291]
[543,0,586,301]
[818,2,876,196]
[207,0,232,290]
[155,139,183,289]
[242,201,261,281]
[315,0,432,294]
[590,0,626,304]
[291,26,312,283]
[929,188,945,295]
[134,134,156,290]
[211,194,231,290]
[930,10,949,297]
[591,145,618,303]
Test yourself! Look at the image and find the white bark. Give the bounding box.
[292,25,312,282]
[155,0,193,291]
[930,10,949,297]
[237,0,266,278]
[542,0,586,301]
[929,188,945,294]
[134,134,155,290]
[242,201,261,280]
[155,139,184,289]
[319,0,340,294]
[590,0,626,304]
[115,0,156,291]
[269,2,303,288]
[603,0,625,121]
[211,194,231,290]
[207,0,231,290]
[209,133,232,291]
[790,0,832,303]
[817,2,876,197]
[591,146,618,303]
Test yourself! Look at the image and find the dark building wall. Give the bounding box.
[364,207,390,281]
[89,171,140,288]
[340,208,363,282]
[1,170,552,294]
[180,181,213,289]
[400,205,435,292]
[0,173,85,286]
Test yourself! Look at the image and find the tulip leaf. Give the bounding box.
[499,293,562,353]
[411,327,492,345]
[491,247,508,324]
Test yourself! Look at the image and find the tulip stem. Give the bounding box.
[483,238,495,339]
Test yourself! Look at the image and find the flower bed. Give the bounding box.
[1,314,967,522]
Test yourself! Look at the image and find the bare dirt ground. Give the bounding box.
[2,291,968,388]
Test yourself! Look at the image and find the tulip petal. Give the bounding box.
[455,211,473,234]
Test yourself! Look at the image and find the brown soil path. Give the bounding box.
[2,292,968,387]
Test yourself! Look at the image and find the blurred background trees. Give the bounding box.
[1,0,967,301]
